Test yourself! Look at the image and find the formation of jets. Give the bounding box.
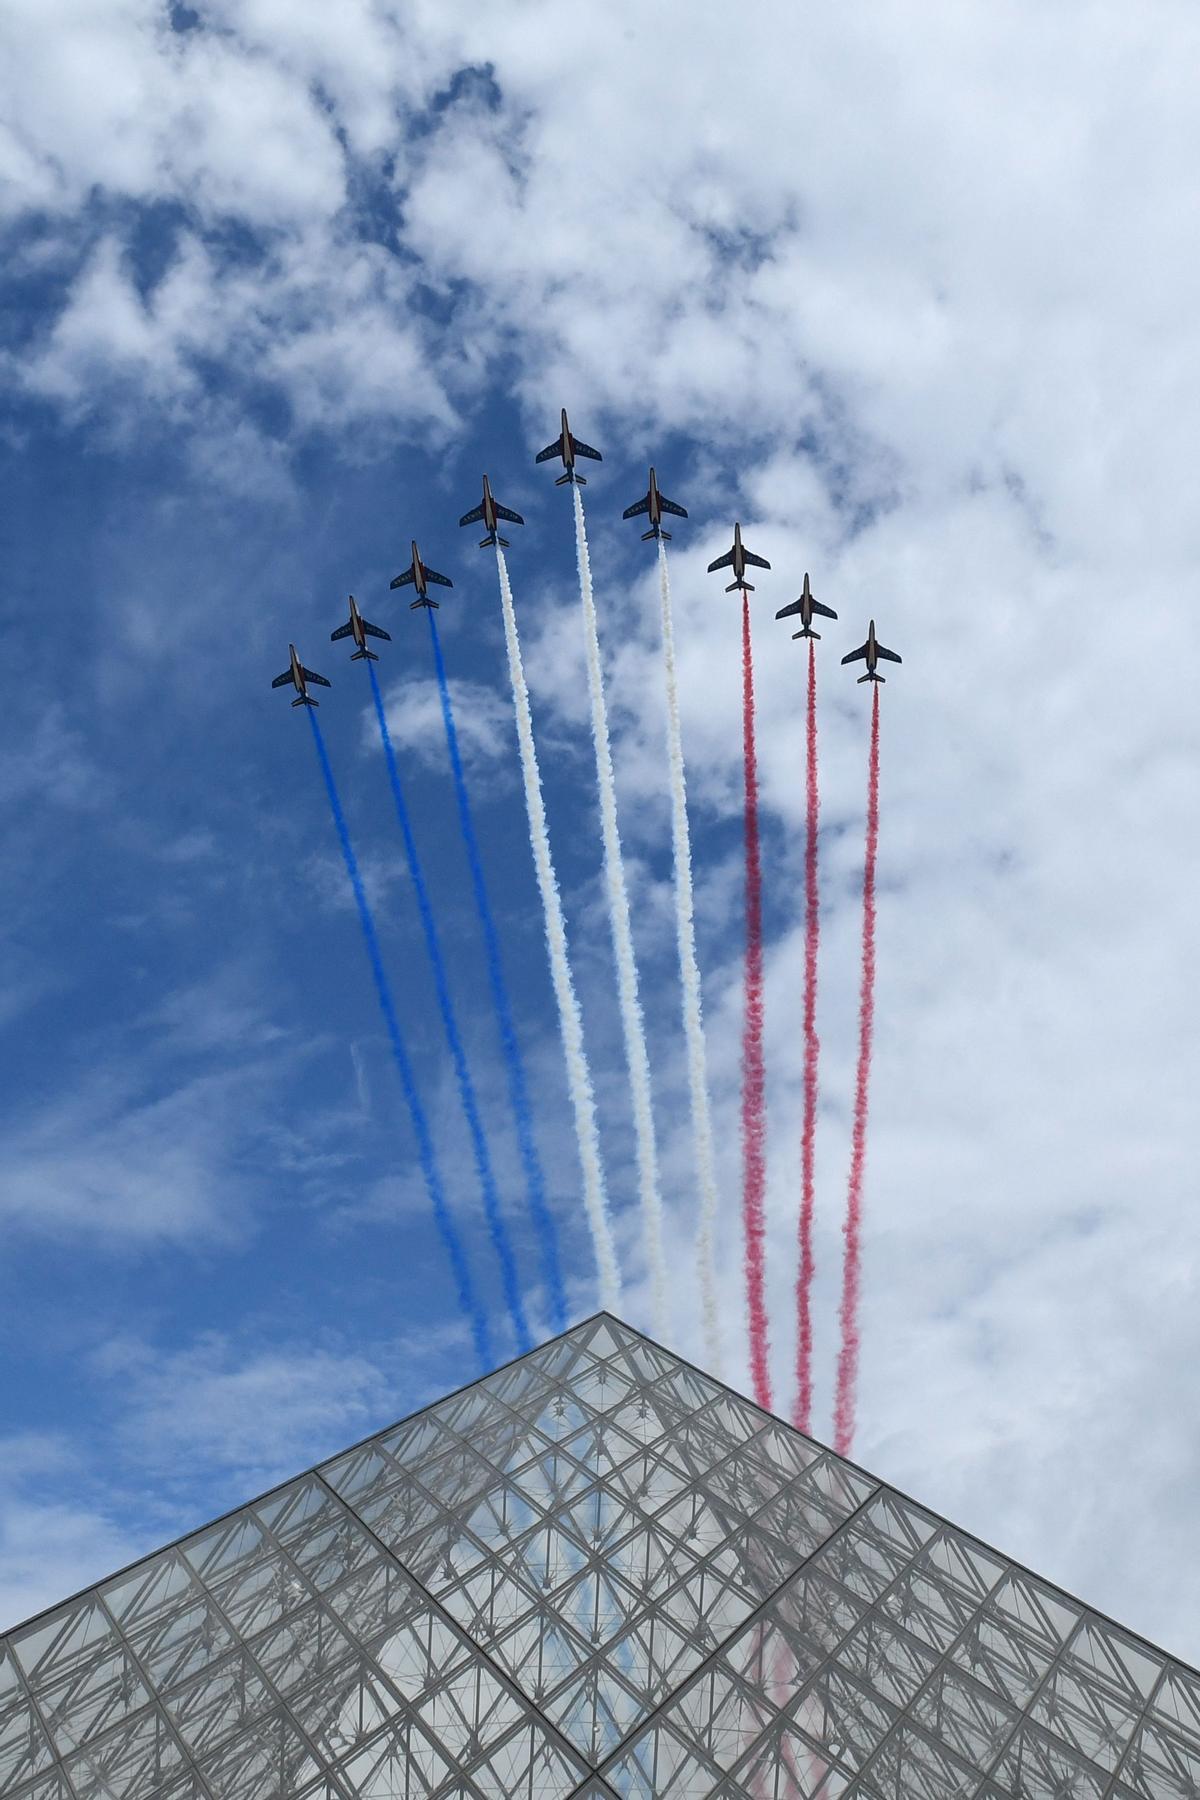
[273,409,902,706]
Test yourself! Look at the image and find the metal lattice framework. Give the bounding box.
[2,1313,1198,1798]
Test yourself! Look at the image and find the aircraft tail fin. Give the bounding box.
[857,671,882,683]
[642,527,670,541]
[410,596,440,610]
[350,648,380,662]
[291,694,317,707]
[792,627,819,640]
[726,579,753,593]
[555,471,585,486]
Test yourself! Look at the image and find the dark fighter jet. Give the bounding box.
[330,594,391,662]
[535,409,602,485]
[459,475,525,549]
[390,541,453,609]
[622,467,688,541]
[707,523,771,593]
[272,643,331,707]
[775,573,838,640]
[842,620,902,682]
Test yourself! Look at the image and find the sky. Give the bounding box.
[2,0,1199,1670]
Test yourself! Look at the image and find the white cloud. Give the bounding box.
[373,672,514,777]
[94,1333,394,1494]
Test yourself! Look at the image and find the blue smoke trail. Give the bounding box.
[306,708,492,1370]
[425,610,568,1333]
[366,660,532,1352]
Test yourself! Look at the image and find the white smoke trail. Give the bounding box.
[494,545,621,1311]
[657,539,723,1374]
[572,486,667,1337]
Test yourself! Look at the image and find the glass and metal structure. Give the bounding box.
[2,1312,1197,1797]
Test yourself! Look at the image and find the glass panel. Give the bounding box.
[61,1704,187,1800]
[1121,1715,1200,1798]
[950,1605,1054,1709]
[337,1716,450,1796]
[1031,1660,1140,1772]
[910,1663,1018,1775]
[864,1718,986,1799]
[1151,1666,1200,1753]
[127,1595,234,1694]
[992,1720,1110,1799]
[160,1649,273,1758]
[0,1648,54,1791]
[835,1613,938,1709]
[194,1707,321,1800]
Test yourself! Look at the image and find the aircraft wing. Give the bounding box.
[622,495,651,520]
[271,669,293,687]
[301,667,331,688]
[812,600,838,620]
[842,642,869,665]
[362,620,391,641]
[424,566,453,589]
[775,599,803,620]
[535,438,563,463]
[330,621,354,641]
[744,549,771,570]
[707,549,735,572]
[494,502,524,524]
[459,503,485,527]
[389,569,414,589]
[876,642,902,664]
[659,494,688,519]
[569,434,602,462]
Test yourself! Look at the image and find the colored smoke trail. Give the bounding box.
[422,621,568,1335]
[740,591,771,1411]
[657,540,722,1373]
[367,658,531,1354]
[494,544,621,1310]
[794,638,821,1435]
[833,681,881,1458]
[572,486,666,1335]
[306,708,491,1370]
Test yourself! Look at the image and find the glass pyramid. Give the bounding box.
[2,1313,1197,1799]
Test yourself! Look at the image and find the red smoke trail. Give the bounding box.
[740,592,772,1411]
[833,682,881,1458]
[793,638,821,1435]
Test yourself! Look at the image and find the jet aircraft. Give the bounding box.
[390,541,453,609]
[535,409,603,485]
[271,644,332,707]
[775,573,838,640]
[330,594,391,662]
[842,620,902,682]
[622,467,688,540]
[707,522,771,593]
[459,475,525,548]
